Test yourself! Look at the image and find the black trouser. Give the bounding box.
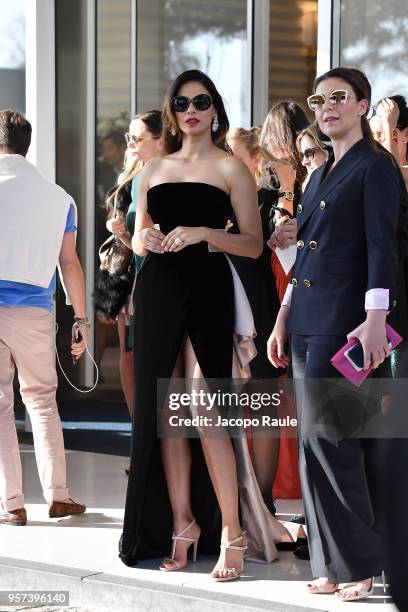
[291,334,384,583]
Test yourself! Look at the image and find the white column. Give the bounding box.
[317,0,334,75]
[251,0,270,125]
[25,0,55,179]
[84,0,96,387]
[24,0,56,432]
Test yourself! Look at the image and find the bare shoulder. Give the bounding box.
[220,155,249,176]
[219,155,253,187]
[143,157,163,176]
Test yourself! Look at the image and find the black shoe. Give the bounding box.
[294,545,310,560]
[262,495,277,516]
[289,514,306,525]
[276,538,307,551]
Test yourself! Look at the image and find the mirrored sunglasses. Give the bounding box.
[171,94,213,113]
[307,89,357,112]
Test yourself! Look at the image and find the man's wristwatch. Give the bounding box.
[278,190,295,201]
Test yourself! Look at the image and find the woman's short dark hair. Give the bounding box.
[162,69,230,154]
[132,109,162,139]
[0,110,32,156]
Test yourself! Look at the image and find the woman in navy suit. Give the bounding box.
[268,68,400,601]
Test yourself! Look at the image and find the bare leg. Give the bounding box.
[183,339,245,579]
[251,436,279,514]
[117,314,133,417]
[160,345,200,570]
[248,379,280,512]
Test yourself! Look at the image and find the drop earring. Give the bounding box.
[212,115,219,133]
[170,125,177,136]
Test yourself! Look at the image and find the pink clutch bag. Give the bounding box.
[330,323,403,387]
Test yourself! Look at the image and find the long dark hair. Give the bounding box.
[162,69,230,154]
[259,101,309,183]
[314,67,385,155]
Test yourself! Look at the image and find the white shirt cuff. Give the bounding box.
[365,288,389,310]
[282,283,293,307]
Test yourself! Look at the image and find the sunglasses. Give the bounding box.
[307,89,358,112]
[125,133,153,146]
[301,146,323,161]
[171,94,213,113]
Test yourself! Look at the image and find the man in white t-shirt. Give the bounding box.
[0,110,87,525]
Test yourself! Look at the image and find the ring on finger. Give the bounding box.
[174,237,184,247]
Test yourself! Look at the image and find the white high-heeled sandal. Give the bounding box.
[307,578,338,594]
[159,518,200,572]
[336,577,374,601]
[211,531,247,582]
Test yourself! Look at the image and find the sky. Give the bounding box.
[0,0,26,68]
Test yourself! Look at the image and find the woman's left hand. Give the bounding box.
[347,311,391,370]
[161,226,209,252]
[269,160,296,191]
[377,97,400,131]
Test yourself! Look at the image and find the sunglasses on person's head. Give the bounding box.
[307,89,358,112]
[301,146,323,161]
[171,94,213,113]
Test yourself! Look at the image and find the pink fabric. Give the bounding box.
[0,307,70,511]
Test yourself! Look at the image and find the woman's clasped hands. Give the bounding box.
[138,226,209,253]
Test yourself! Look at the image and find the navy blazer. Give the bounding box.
[287,138,400,336]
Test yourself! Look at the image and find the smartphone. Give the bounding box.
[344,339,392,372]
[72,326,83,365]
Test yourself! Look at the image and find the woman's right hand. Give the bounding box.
[267,306,290,368]
[107,215,128,238]
[138,227,166,253]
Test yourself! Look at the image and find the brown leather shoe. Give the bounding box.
[48,498,86,518]
[0,508,27,526]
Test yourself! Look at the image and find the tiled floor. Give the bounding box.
[0,445,395,611]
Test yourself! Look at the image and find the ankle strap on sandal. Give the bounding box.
[220,530,247,550]
[172,518,197,542]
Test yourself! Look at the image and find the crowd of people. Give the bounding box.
[1,64,408,608]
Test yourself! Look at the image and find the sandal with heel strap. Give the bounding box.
[336,577,374,601]
[307,578,339,594]
[159,518,200,572]
[211,530,247,582]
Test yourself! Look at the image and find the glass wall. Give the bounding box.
[96,0,132,208]
[0,0,26,112]
[55,0,89,389]
[340,1,408,103]
[136,0,249,127]
[95,0,133,385]
[268,0,317,115]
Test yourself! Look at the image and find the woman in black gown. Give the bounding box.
[120,70,264,581]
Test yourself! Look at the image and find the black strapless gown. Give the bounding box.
[119,182,235,565]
